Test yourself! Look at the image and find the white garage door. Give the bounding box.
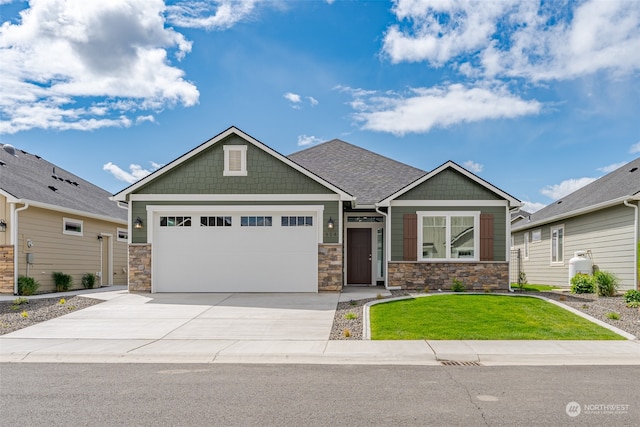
[153,209,319,292]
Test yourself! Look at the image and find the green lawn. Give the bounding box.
[369,295,624,340]
[512,284,563,292]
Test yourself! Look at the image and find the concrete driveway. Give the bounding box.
[4,291,340,341]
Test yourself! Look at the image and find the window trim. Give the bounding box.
[550,224,565,265]
[223,145,248,176]
[531,228,542,243]
[63,217,83,236]
[116,227,128,242]
[524,232,530,260]
[417,211,480,262]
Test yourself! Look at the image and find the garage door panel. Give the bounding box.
[153,210,318,293]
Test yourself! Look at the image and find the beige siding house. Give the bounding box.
[1,144,128,294]
[511,158,640,291]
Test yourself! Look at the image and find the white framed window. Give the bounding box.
[200,216,232,227]
[241,216,272,227]
[417,211,479,261]
[531,229,542,243]
[524,232,530,260]
[63,217,83,236]
[117,227,128,242]
[551,225,564,264]
[281,216,313,227]
[223,145,247,176]
[160,216,192,227]
[510,235,515,250]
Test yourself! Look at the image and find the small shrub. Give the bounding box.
[518,271,528,289]
[343,328,351,338]
[423,287,430,293]
[606,312,620,320]
[594,271,618,297]
[376,293,384,300]
[13,297,29,306]
[344,312,357,320]
[626,301,640,308]
[82,273,97,289]
[451,279,466,292]
[558,295,566,301]
[349,299,357,306]
[59,298,66,305]
[21,311,28,318]
[570,273,595,294]
[52,272,72,292]
[17,276,39,296]
[623,289,640,304]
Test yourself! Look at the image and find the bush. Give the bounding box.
[594,271,618,297]
[52,272,73,292]
[82,273,97,289]
[17,276,39,296]
[451,279,466,292]
[570,273,595,294]
[623,289,640,304]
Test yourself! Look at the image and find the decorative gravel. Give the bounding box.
[0,296,103,335]
[330,290,640,340]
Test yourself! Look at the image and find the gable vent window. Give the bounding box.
[223,145,247,176]
[63,218,83,236]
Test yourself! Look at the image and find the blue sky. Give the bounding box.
[1,0,639,212]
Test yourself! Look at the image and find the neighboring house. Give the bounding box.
[112,126,521,293]
[511,158,640,291]
[0,144,128,294]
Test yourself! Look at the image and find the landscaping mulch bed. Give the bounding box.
[0,296,103,335]
[330,290,640,340]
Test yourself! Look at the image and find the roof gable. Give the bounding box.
[513,157,640,230]
[0,144,126,222]
[288,139,426,206]
[113,127,352,201]
[378,161,521,207]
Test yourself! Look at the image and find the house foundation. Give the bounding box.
[318,244,343,292]
[388,261,509,291]
[0,245,14,294]
[128,244,152,292]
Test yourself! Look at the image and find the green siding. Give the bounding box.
[390,206,507,261]
[135,135,334,195]
[131,200,339,244]
[397,169,501,200]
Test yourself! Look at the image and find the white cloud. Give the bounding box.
[297,135,323,147]
[383,0,516,65]
[383,0,640,81]
[166,0,260,30]
[0,0,199,134]
[135,115,156,125]
[284,92,318,109]
[631,141,640,154]
[347,84,541,136]
[103,161,160,183]
[540,177,597,200]
[598,162,626,173]
[463,160,483,173]
[307,96,319,106]
[284,92,301,104]
[520,201,546,214]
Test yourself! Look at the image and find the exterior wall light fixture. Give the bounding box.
[0,219,6,232]
[327,217,334,230]
[134,217,144,229]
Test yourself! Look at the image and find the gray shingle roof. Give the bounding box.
[513,157,640,230]
[0,144,126,221]
[288,139,426,205]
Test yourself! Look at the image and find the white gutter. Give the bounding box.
[623,199,639,290]
[11,202,29,295]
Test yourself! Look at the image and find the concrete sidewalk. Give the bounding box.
[1,288,639,366]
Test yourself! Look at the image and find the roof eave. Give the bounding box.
[512,195,639,232]
[10,198,127,225]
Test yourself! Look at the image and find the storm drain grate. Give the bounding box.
[440,360,482,366]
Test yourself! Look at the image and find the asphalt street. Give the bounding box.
[1,364,638,426]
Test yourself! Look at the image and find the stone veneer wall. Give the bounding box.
[0,245,14,294]
[388,261,509,291]
[129,244,151,292]
[318,244,343,292]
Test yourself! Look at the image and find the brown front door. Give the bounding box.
[347,228,372,285]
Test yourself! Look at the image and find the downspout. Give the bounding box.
[507,206,521,293]
[623,199,639,290]
[375,205,390,290]
[11,202,29,295]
